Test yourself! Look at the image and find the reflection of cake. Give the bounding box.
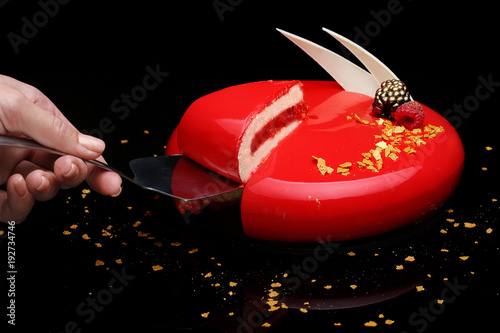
[176,80,308,184]
[167,81,464,242]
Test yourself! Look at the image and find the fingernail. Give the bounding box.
[35,176,49,192]
[78,133,105,154]
[63,163,78,179]
[110,187,122,197]
[13,175,27,197]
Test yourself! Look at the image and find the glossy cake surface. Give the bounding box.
[167,81,464,242]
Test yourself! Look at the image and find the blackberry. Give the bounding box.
[372,79,411,119]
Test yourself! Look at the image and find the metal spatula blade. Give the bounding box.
[0,135,242,201]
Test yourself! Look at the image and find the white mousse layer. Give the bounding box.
[238,84,304,183]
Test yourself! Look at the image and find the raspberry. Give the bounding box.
[394,101,425,130]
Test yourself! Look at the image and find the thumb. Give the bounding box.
[4,88,105,159]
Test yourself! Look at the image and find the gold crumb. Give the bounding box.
[95,260,105,266]
[170,242,182,247]
[62,230,71,235]
[152,265,163,271]
[204,272,212,278]
[324,285,332,289]
[70,224,78,229]
[200,312,209,318]
[347,251,356,256]
[416,285,425,292]
[229,281,238,287]
[120,139,129,144]
[385,319,395,325]
[350,284,357,290]
[271,282,282,288]
[486,228,493,234]
[405,256,415,262]
[299,308,308,313]
[396,265,404,270]
[115,259,122,264]
[486,146,493,151]
[464,222,476,228]
[133,221,141,227]
[364,321,377,327]
[459,256,469,261]
[262,322,271,328]
[94,243,102,248]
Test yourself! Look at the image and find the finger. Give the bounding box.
[86,158,123,197]
[0,174,35,224]
[14,160,61,202]
[0,84,105,160]
[53,155,88,189]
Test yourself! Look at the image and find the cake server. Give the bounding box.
[0,135,241,201]
[277,28,399,97]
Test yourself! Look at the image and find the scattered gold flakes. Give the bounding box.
[385,319,395,325]
[268,289,279,298]
[62,230,72,235]
[133,221,141,227]
[204,272,212,278]
[188,248,198,254]
[440,229,448,234]
[464,222,476,228]
[459,256,469,261]
[312,156,334,175]
[416,285,425,292]
[405,256,415,262]
[200,312,209,318]
[271,282,282,288]
[229,281,238,287]
[364,321,377,327]
[446,218,455,222]
[378,314,384,318]
[486,228,493,234]
[95,260,105,267]
[396,265,404,270]
[350,284,357,290]
[170,242,182,247]
[152,265,163,271]
[262,322,271,328]
[137,231,150,238]
[154,242,163,247]
[82,234,91,240]
[101,229,112,237]
[94,243,102,248]
[70,224,78,229]
[324,285,333,289]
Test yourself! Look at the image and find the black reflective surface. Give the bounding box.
[0,1,499,332]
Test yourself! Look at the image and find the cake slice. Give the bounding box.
[176,80,307,184]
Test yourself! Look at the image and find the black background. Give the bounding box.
[0,0,499,332]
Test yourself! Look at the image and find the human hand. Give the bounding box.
[0,75,122,223]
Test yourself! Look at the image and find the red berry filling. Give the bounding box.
[394,101,425,130]
[250,101,308,154]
